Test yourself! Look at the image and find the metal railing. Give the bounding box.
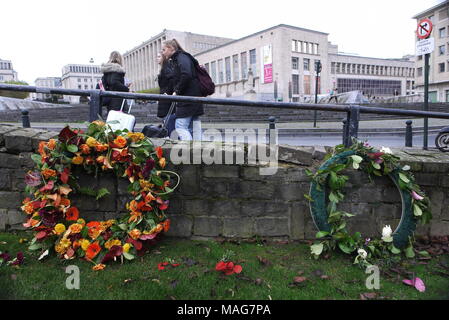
[1,83,449,148]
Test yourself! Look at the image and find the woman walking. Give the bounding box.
[99,51,131,115]
[161,39,203,141]
[156,52,176,136]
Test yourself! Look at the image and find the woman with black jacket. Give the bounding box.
[161,39,203,141]
[99,51,131,115]
[156,52,176,136]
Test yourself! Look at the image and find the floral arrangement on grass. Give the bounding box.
[20,121,179,270]
[306,140,432,267]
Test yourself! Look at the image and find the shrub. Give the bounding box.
[0,81,30,99]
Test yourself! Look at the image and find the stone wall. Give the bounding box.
[0,124,448,239]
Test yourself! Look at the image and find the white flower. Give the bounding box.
[382,225,393,242]
[357,248,367,259]
[380,147,392,154]
[402,165,411,171]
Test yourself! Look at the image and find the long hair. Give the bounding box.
[162,39,185,52]
[108,51,123,66]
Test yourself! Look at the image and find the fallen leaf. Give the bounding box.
[294,276,307,283]
[38,249,49,261]
[123,279,133,285]
[403,277,426,292]
[168,296,176,300]
[360,292,377,300]
[268,295,272,300]
[255,278,263,286]
[320,275,330,280]
[257,256,272,266]
[152,279,161,284]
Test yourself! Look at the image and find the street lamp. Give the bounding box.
[89,58,94,89]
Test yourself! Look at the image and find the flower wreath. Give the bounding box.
[21,121,180,271]
[306,140,432,267]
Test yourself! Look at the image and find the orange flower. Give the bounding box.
[87,221,102,239]
[92,264,106,271]
[86,241,101,260]
[22,202,34,215]
[60,197,71,207]
[163,219,171,232]
[80,144,91,154]
[85,156,95,165]
[92,120,105,127]
[159,157,166,168]
[113,136,127,148]
[128,211,142,223]
[41,168,57,179]
[95,143,109,152]
[47,139,57,150]
[72,155,84,165]
[69,223,83,234]
[155,146,163,159]
[96,156,105,164]
[59,186,72,196]
[127,132,144,143]
[128,229,141,240]
[65,207,79,221]
[38,141,48,157]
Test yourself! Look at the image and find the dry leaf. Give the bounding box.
[294,276,307,283]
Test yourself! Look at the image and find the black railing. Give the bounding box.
[1,83,449,148]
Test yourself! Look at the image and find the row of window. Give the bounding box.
[292,57,321,72]
[436,42,449,55]
[76,77,101,83]
[290,74,316,95]
[0,62,12,70]
[69,66,100,74]
[291,40,319,55]
[78,84,95,90]
[337,78,402,96]
[417,61,449,75]
[193,42,218,51]
[331,62,414,77]
[203,49,257,84]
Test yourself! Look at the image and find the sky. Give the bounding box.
[0,0,446,85]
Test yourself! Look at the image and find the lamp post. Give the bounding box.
[313,60,322,128]
[89,58,94,89]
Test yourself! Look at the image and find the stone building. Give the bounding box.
[413,1,449,102]
[0,58,18,82]
[123,29,233,92]
[61,64,102,103]
[33,77,62,101]
[195,24,415,101]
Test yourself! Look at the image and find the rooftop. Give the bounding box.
[412,1,448,19]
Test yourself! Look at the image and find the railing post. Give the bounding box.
[342,119,348,146]
[268,116,277,145]
[22,109,30,128]
[89,90,102,122]
[405,120,413,147]
[346,105,360,147]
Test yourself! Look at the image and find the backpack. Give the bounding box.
[184,52,215,97]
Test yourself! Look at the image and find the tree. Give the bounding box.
[0,80,30,99]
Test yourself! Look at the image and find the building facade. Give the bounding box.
[195,24,415,101]
[61,64,102,103]
[413,1,449,102]
[33,77,62,101]
[123,29,233,91]
[0,58,18,82]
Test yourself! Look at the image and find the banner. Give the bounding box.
[261,45,273,84]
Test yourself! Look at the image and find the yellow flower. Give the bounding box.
[92,263,106,271]
[80,239,91,251]
[55,244,65,254]
[56,237,72,253]
[77,218,86,226]
[104,239,122,250]
[86,137,98,147]
[128,229,141,240]
[127,132,145,143]
[54,223,66,235]
[92,120,105,127]
[123,243,132,253]
[72,155,84,165]
[159,157,166,168]
[69,223,83,234]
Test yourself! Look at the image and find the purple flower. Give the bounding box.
[365,238,371,245]
[11,252,24,266]
[142,158,155,178]
[0,252,11,263]
[38,209,63,228]
[411,190,424,201]
[25,171,42,187]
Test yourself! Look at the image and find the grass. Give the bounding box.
[1,231,448,300]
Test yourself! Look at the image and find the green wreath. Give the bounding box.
[306,140,432,267]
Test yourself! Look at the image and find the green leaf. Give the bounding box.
[350,155,363,163]
[67,145,78,153]
[118,224,128,231]
[123,252,135,260]
[390,245,401,254]
[414,204,423,216]
[405,246,415,258]
[81,227,88,238]
[316,231,330,239]
[304,194,314,202]
[31,154,42,164]
[28,243,43,251]
[95,188,110,200]
[310,243,324,256]
[399,172,410,184]
[352,162,360,170]
[329,192,339,203]
[151,175,164,186]
[418,250,430,257]
[338,242,355,254]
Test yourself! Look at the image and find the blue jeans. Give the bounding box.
[174,116,201,141]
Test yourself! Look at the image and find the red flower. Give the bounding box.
[155,146,163,159]
[215,261,242,275]
[60,168,70,184]
[65,207,79,221]
[157,262,180,270]
[86,241,101,260]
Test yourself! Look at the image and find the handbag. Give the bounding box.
[106,99,135,132]
[142,102,176,138]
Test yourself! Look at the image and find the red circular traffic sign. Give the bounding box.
[417,19,433,39]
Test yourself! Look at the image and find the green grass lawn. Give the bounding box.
[1,231,448,300]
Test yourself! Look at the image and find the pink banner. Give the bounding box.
[264,64,273,83]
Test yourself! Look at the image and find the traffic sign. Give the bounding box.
[416,37,435,55]
[417,18,433,39]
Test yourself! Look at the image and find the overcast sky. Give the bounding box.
[0,0,445,84]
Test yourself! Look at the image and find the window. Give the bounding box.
[297,41,302,53]
[292,57,299,70]
[303,58,310,71]
[304,75,311,94]
[84,78,87,82]
[292,74,299,94]
[218,59,224,84]
[78,85,82,89]
[84,85,88,89]
[211,61,217,83]
[77,78,81,82]
[302,42,307,53]
[291,40,297,51]
[417,67,423,77]
[225,57,231,82]
[308,42,313,54]
[418,55,423,60]
[313,43,318,55]
[446,90,449,102]
[440,27,447,38]
[249,49,257,74]
[232,54,239,81]
[439,45,446,55]
[240,52,247,79]
[439,62,445,72]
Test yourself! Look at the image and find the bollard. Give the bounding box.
[342,119,348,146]
[268,116,277,145]
[405,120,413,147]
[22,109,30,128]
